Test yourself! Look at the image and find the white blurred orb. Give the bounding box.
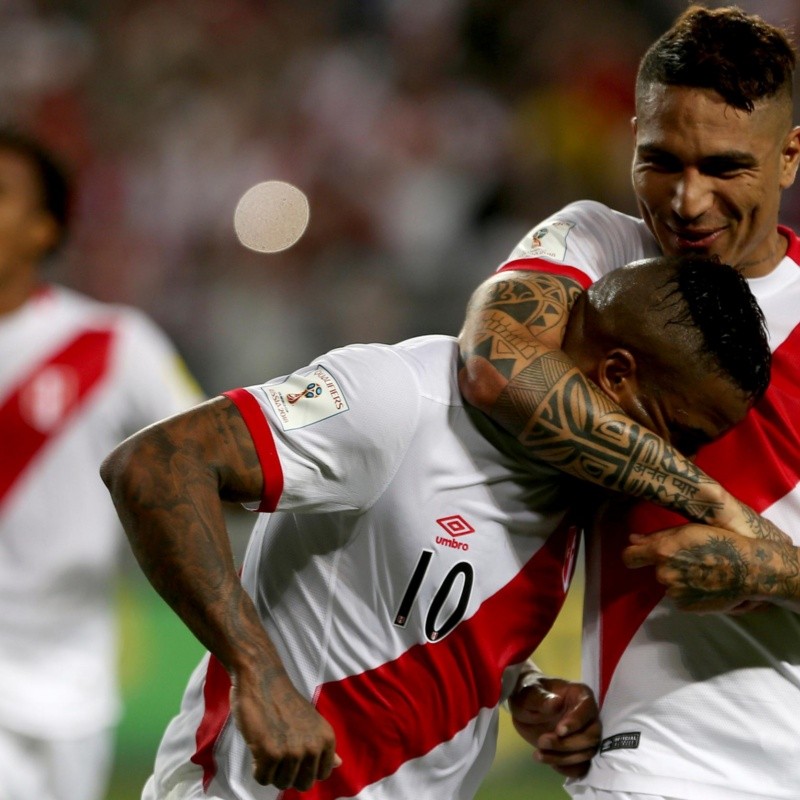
[233,180,310,253]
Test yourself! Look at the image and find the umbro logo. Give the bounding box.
[435,515,475,551]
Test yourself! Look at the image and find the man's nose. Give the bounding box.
[671,168,714,220]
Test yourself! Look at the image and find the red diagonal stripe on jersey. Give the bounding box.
[0,329,114,511]
[283,521,577,800]
[597,321,800,703]
[191,521,578,795]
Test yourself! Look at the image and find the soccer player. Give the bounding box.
[459,6,800,800]
[101,254,776,800]
[0,129,203,800]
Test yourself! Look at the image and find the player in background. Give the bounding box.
[459,6,800,800]
[0,128,203,800]
[101,254,776,800]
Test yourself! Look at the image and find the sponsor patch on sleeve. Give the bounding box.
[516,220,575,262]
[264,365,349,431]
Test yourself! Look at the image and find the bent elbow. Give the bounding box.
[457,355,507,415]
[100,439,132,496]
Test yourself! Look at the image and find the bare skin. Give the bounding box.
[459,270,788,548]
[0,148,61,314]
[624,524,800,613]
[101,398,339,792]
[509,676,600,779]
[459,86,800,616]
[633,87,800,279]
[101,396,598,789]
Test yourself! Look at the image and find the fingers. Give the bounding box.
[252,739,339,790]
[534,742,598,778]
[511,679,601,778]
[622,529,676,569]
[551,687,598,738]
[508,682,563,725]
[231,677,340,792]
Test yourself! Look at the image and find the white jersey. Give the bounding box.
[0,284,202,738]
[144,335,581,800]
[500,201,800,800]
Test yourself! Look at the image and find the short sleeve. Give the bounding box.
[496,200,657,286]
[226,343,421,514]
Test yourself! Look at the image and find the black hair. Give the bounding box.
[659,255,771,402]
[637,5,796,112]
[0,127,71,251]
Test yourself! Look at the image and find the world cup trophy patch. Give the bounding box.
[264,366,349,430]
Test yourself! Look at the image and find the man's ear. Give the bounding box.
[594,348,638,405]
[780,124,800,189]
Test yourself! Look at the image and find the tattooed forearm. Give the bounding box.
[736,501,794,546]
[493,362,730,524]
[460,271,763,535]
[101,396,274,671]
[665,532,800,608]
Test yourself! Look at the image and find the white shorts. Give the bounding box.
[0,724,113,800]
[569,788,679,800]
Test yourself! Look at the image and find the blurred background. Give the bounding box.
[6,0,800,797]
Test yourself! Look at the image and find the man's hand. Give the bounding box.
[623,524,800,613]
[231,666,341,791]
[508,675,600,778]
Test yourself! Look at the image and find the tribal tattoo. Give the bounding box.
[498,362,726,523]
[462,272,741,526]
[464,273,582,381]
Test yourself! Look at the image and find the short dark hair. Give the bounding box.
[587,255,771,403]
[0,128,71,251]
[636,5,796,112]
[658,255,771,402]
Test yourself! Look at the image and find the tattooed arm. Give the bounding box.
[458,270,783,542]
[100,396,339,791]
[623,524,800,613]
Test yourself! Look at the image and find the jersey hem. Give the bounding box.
[570,773,796,800]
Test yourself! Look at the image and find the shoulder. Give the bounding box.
[500,201,657,281]
[46,285,161,336]
[528,200,648,248]
[317,335,459,406]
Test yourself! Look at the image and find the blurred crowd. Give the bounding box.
[6,0,800,393]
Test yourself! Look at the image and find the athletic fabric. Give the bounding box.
[499,200,800,800]
[143,335,581,800]
[0,284,201,739]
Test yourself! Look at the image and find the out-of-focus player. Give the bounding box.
[0,128,203,800]
[459,6,800,800]
[101,254,775,799]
